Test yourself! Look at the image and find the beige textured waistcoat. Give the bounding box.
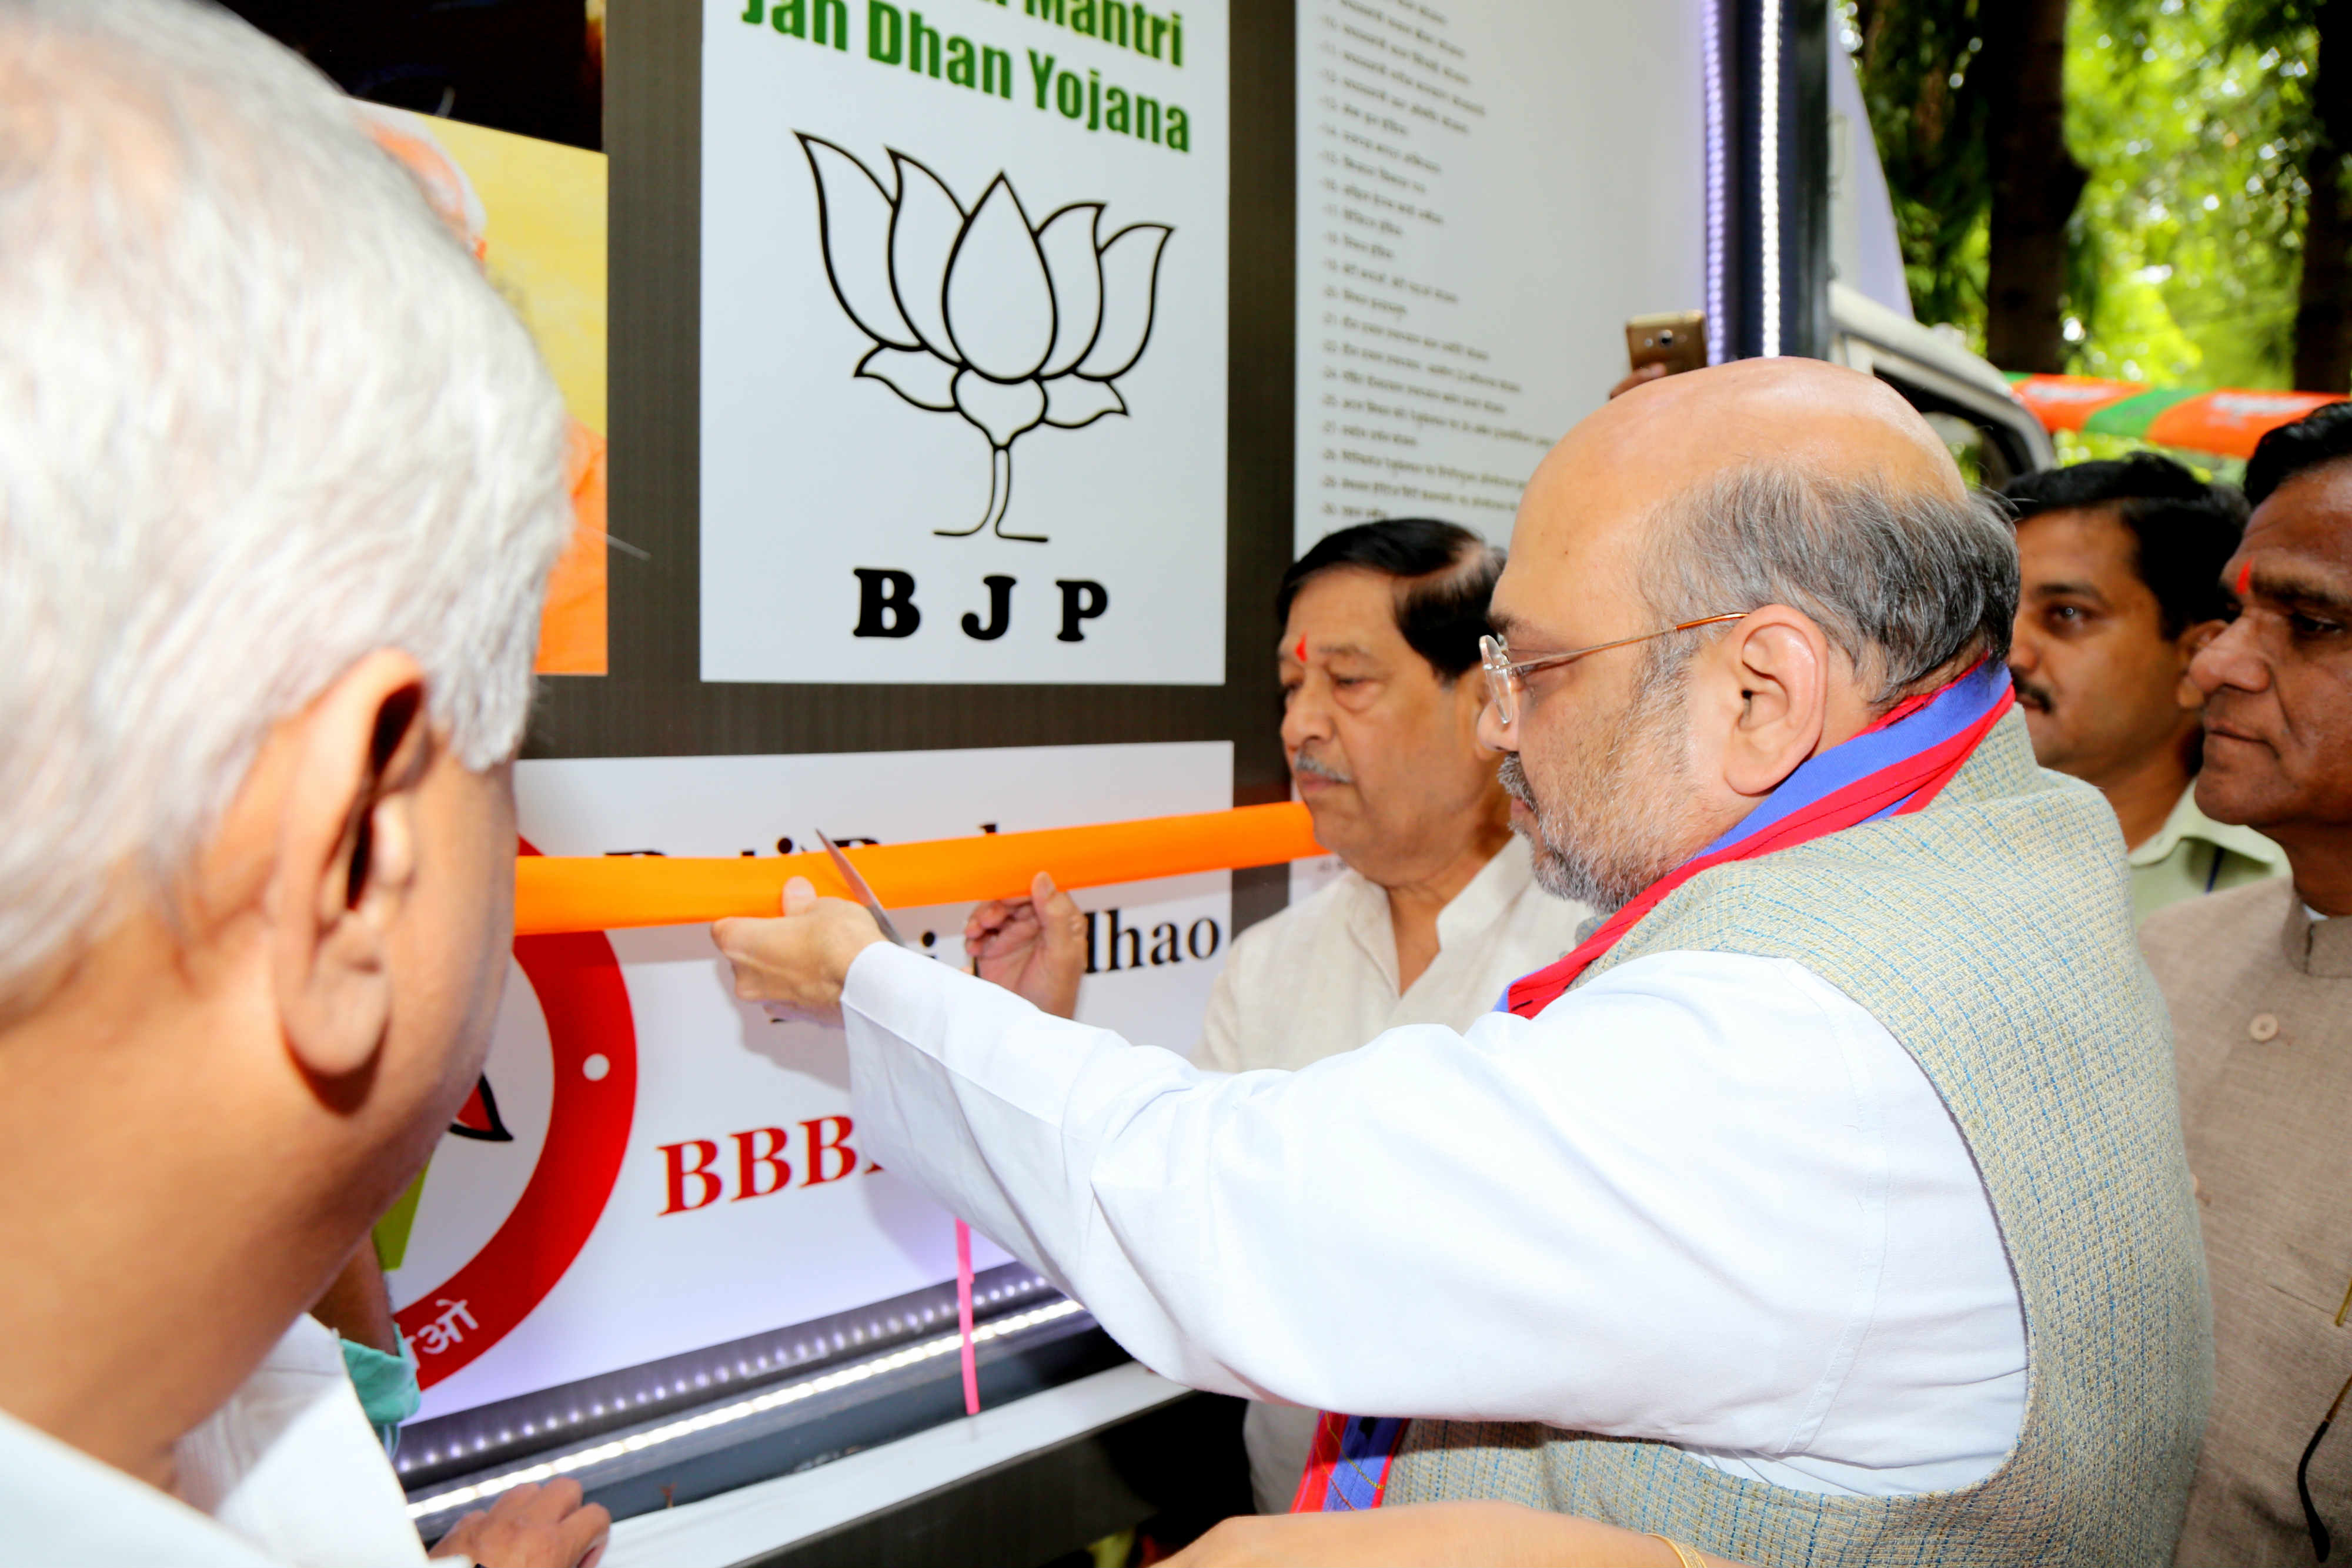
[1385,713,2213,1566]
[2141,880,2352,1566]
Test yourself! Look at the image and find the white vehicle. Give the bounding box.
[1832,282,2057,485]
[1824,45,2054,482]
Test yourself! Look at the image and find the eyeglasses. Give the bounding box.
[1479,614,1748,728]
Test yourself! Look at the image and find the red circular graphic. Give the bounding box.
[396,840,637,1389]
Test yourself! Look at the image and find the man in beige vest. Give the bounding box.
[2141,401,2352,1566]
[719,359,2208,1566]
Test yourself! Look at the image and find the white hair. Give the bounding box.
[0,0,572,1009]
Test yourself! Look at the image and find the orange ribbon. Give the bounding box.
[513,802,1327,935]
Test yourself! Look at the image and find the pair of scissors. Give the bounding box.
[814,830,912,950]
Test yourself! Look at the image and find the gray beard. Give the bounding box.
[1499,667,1700,915]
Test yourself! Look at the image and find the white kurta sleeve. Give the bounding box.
[1190,957,1246,1072]
[839,940,1977,1459]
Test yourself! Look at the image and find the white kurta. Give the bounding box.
[842,942,2027,1497]
[1194,835,1592,1507]
[0,1315,427,1567]
[1195,835,1592,1075]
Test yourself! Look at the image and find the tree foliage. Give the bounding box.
[1848,0,1994,329]
[1847,0,2323,389]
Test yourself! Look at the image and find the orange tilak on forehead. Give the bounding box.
[2237,559,2254,598]
[1294,636,1308,662]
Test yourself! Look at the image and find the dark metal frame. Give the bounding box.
[744,1385,1251,1568]
[1713,0,1830,362]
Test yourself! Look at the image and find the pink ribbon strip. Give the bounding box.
[956,1219,980,1416]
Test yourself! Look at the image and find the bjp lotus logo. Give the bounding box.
[799,134,1172,541]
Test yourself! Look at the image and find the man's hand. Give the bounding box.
[1161,1503,1720,1567]
[964,871,1087,1018]
[713,877,889,1024]
[427,1479,610,1568]
[1607,361,1669,399]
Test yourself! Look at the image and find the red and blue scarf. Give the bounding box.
[1289,660,2014,1514]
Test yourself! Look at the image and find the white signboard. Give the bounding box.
[1295,0,1703,550]
[390,741,1233,1420]
[701,0,1230,684]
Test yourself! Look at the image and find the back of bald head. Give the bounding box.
[1545,356,1970,516]
[1529,359,2014,706]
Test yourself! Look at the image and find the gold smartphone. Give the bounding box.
[1626,311,1709,377]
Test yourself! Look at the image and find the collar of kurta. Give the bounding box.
[1341,833,1538,995]
[2281,893,2352,979]
[2131,781,2287,873]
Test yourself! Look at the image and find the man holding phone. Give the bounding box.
[1611,310,1708,400]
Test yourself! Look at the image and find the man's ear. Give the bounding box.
[2177,618,2226,710]
[1713,607,1830,799]
[269,650,432,1085]
[1451,664,1498,753]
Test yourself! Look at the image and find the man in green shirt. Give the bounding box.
[2004,454,2286,921]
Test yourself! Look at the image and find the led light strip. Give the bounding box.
[1702,0,1728,365]
[404,1299,1087,1522]
[396,1271,1053,1479]
[1757,0,1783,357]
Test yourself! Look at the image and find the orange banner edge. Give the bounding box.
[513,803,1329,937]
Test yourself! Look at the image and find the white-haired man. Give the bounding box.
[717,360,2210,1565]
[0,2,602,1563]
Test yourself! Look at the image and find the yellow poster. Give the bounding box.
[365,106,610,676]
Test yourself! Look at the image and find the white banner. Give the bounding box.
[389,741,1233,1419]
[1294,0,1704,550]
[701,0,1230,684]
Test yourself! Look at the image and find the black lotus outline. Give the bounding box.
[798,133,1173,542]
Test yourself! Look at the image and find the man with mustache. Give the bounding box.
[2139,401,2352,1565]
[963,517,1591,1512]
[717,359,2207,1565]
[2002,456,2281,921]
